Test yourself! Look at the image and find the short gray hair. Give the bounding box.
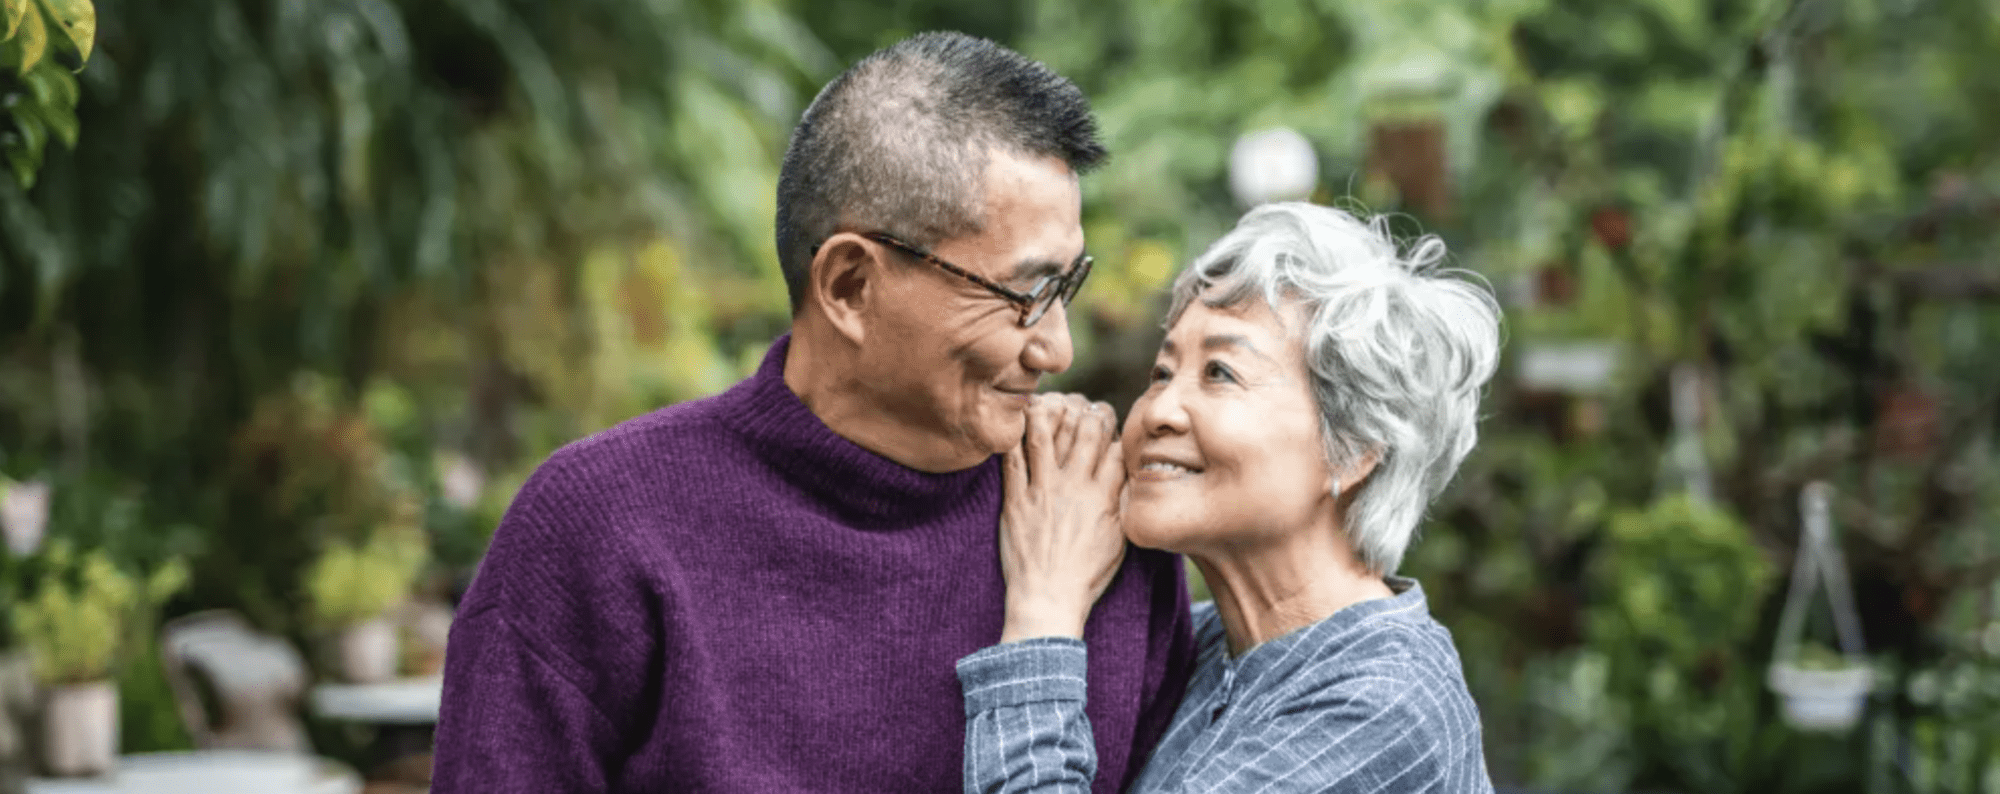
[1166,202,1502,575]
[774,32,1106,315]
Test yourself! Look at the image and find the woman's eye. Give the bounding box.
[1205,361,1236,382]
[1150,365,1172,384]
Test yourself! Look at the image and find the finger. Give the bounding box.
[1028,395,1060,479]
[1097,420,1126,485]
[1071,400,1108,472]
[1003,433,1029,494]
[1062,394,1096,463]
[1051,396,1082,466]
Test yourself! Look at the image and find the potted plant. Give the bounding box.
[8,541,187,778]
[303,531,427,684]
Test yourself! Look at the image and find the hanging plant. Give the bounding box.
[0,0,96,188]
[1766,482,1875,733]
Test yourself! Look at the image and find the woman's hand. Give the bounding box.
[998,393,1128,643]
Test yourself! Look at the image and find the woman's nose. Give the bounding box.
[1138,378,1190,437]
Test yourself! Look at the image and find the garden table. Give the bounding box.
[309,676,441,787]
[23,750,359,794]
[309,676,441,726]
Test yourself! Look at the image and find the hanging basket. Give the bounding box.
[1767,663,1873,731]
[1766,482,1874,732]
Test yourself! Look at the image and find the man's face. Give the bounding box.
[857,151,1084,471]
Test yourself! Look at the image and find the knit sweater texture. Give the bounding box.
[431,333,1196,793]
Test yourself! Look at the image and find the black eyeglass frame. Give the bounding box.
[852,231,1093,328]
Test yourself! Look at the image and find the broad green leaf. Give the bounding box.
[14,0,44,72]
[21,56,76,107]
[5,142,35,190]
[3,0,25,40]
[11,103,46,159]
[17,85,78,147]
[34,0,91,64]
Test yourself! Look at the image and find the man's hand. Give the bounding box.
[998,393,1127,643]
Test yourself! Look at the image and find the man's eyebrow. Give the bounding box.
[1008,251,1085,282]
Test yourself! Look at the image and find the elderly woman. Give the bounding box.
[961,201,1501,793]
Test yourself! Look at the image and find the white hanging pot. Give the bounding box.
[1228,127,1319,208]
[0,479,50,558]
[41,681,118,777]
[1767,663,1873,732]
[336,617,399,684]
[1766,482,1874,733]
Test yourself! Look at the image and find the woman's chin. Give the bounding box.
[1121,509,1189,553]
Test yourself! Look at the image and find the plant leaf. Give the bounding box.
[11,104,46,159]
[14,1,44,73]
[17,86,78,147]
[33,0,89,64]
[5,143,35,189]
[3,0,26,40]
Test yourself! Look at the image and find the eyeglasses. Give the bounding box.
[860,232,1093,328]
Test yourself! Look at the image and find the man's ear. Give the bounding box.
[808,232,880,346]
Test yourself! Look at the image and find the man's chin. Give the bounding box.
[976,414,1029,458]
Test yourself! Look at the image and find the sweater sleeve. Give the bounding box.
[430,606,624,793]
[959,638,1097,794]
[430,452,665,794]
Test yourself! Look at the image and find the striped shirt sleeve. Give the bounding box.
[957,638,1097,794]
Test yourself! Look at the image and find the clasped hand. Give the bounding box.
[999,393,1128,643]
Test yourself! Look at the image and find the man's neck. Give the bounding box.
[783,320,987,474]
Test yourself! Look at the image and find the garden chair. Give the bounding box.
[158,610,311,753]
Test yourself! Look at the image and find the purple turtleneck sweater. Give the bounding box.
[432,334,1196,793]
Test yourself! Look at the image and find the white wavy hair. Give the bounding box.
[1164,202,1502,575]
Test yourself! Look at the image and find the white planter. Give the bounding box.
[336,618,399,684]
[41,681,118,777]
[1767,663,1873,732]
[0,479,50,558]
[1228,128,1319,208]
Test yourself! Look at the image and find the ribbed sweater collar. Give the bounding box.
[716,333,998,526]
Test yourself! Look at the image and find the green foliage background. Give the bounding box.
[3,0,1999,790]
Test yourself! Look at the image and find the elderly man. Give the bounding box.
[431,32,1195,794]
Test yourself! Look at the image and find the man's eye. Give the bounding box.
[1206,361,1236,383]
[1150,366,1172,383]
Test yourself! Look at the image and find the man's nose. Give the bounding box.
[1021,301,1075,375]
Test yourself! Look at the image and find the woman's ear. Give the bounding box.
[808,233,879,346]
[1329,447,1383,501]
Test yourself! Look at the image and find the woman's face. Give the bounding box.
[1120,296,1337,553]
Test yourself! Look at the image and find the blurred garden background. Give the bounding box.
[2,0,1998,791]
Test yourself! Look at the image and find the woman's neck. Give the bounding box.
[1191,525,1394,658]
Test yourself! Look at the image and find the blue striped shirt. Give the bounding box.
[959,577,1492,793]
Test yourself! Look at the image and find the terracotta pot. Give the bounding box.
[337,618,399,684]
[41,682,117,778]
[1589,206,1633,250]
[1366,120,1450,220]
